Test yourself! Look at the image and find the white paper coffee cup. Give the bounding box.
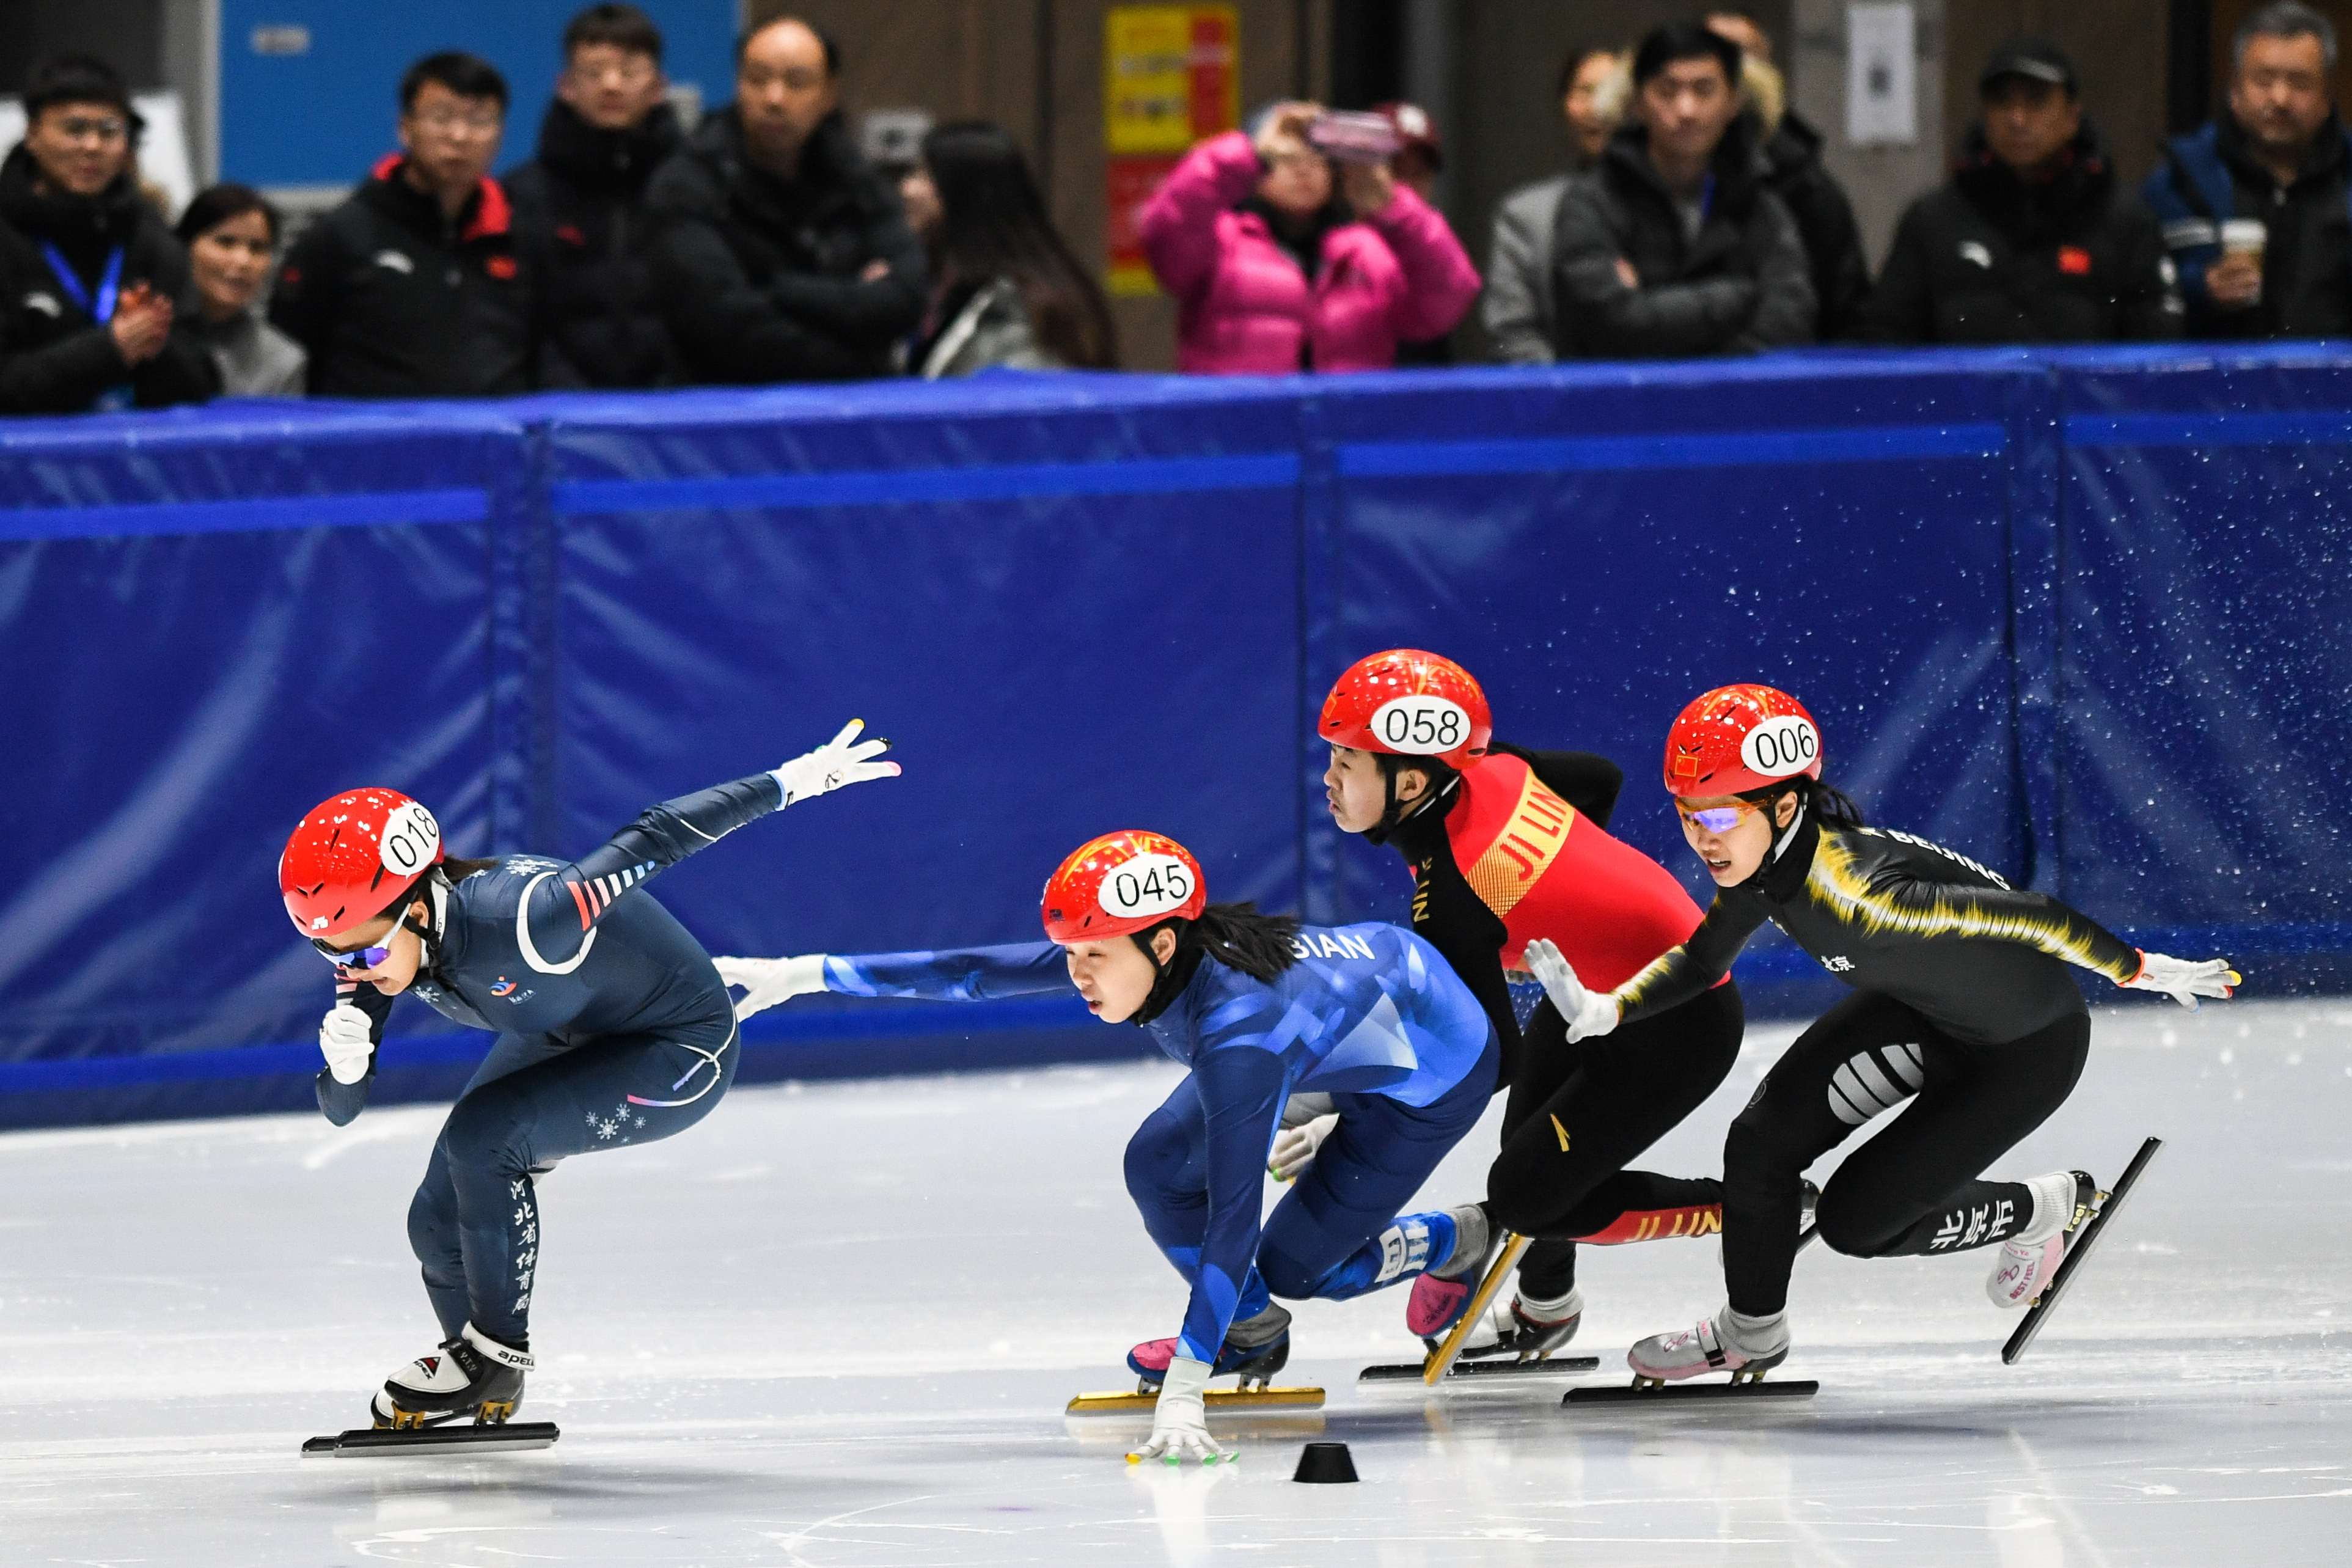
[2221,218,2267,257]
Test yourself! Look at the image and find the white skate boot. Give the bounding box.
[1987,1170,2097,1309]
[1626,1306,1789,1384]
[370,1322,532,1429]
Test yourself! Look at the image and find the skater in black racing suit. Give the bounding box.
[1523,683,2238,1382]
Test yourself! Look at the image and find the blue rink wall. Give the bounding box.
[2,344,2345,1129]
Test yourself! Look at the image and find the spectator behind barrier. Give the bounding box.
[1137,100,1479,374]
[272,53,534,397]
[1707,10,1871,340]
[175,184,304,395]
[1550,23,1814,359]
[1484,42,1628,364]
[2145,2,2352,339]
[1856,39,2181,345]
[644,16,924,383]
[1374,101,1459,365]
[506,4,683,387]
[902,121,1116,376]
[0,54,216,413]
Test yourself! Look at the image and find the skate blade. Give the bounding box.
[1360,1354,1600,1382]
[1565,1379,1817,1405]
[2003,1135,2163,1367]
[1064,1386,1325,1415]
[302,1421,560,1456]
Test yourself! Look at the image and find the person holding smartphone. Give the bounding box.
[1136,99,1479,374]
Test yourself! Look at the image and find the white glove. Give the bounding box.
[1523,938,1620,1042]
[318,1002,375,1084]
[2123,950,2239,1011]
[771,719,899,807]
[1127,1355,1232,1466]
[711,953,829,1020]
[1269,1112,1338,1182]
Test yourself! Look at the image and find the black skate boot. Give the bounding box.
[371,1322,532,1429]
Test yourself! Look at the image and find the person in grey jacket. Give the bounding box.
[1484,43,1626,363]
[175,183,305,395]
[1550,23,1813,359]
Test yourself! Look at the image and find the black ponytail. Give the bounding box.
[1739,775,1864,828]
[1127,901,1303,1024]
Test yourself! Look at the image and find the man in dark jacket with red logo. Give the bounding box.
[1856,39,2182,345]
[0,54,216,413]
[271,53,535,397]
[506,4,683,387]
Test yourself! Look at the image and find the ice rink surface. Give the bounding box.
[4,997,2349,1566]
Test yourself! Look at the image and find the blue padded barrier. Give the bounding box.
[0,350,2343,1128]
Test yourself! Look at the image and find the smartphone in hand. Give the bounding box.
[1305,111,1402,164]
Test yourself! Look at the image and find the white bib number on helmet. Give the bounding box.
[1099,854,1194,921]
[1740,716,1820,779]
[379,800,442,876]
[1371,695,1470,755]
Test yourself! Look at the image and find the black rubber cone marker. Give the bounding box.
[1292,1441,1358,1483]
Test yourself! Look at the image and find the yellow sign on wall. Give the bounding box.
[1103,4,1239,294]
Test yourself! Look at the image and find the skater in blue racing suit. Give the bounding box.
[279,722,896,1429]
[716,829,1500,1464]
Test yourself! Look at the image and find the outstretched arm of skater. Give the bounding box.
[1853,862,2236,1003]
[715,942,1074,1019]
[1599,893,1772,1030]
[527,721,898,965]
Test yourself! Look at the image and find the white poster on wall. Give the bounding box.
[1846,1,1918,146]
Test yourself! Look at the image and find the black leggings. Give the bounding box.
[1489,980,1743,1299]
[1724,991,2090,1316]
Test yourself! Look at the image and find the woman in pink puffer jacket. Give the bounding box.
[1138,102,1481,374]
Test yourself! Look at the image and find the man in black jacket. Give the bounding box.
[645,16,923,383]
[1857,40,2182,345]
[0,54,216,414]
[271,53,534,398]
[507,4,683,387]
[2142,2,2352,339]
[1550,23,1814,359]
[1706,12,1872,339]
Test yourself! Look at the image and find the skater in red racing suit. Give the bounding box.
[1310,648,1743,1361]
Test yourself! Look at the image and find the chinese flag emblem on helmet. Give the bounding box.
[279,788,445,938]
[1318,648,1493,771]
[1040,830,1207,943]
[1663,684,1824,798]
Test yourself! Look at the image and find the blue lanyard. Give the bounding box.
[41,243,124,323]
[1699,173,1716,220]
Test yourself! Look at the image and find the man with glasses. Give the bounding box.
[507,4,683,387]
[645,15,923,383]
[271,53,535,397]
[0,53,217,412]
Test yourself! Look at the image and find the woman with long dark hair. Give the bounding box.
[1526,684,2237,1383]
[174,183,305,395]
[900,119,1115,375]
[715,829,1498,1465]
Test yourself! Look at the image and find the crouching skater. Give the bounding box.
[1524,685,2237,1384]
[717,829,1500,1464]
[278,722,896,1429]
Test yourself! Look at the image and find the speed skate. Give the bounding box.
[301,1421,561,1457]
[2004,1135,2165,1364]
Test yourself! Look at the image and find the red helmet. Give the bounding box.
[1663,684,1824,798]
[1318,648,1492,772]
[1040,830,1207,943]
[280,788,445,938]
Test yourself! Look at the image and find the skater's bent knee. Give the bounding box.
[1812,1190,1903,1259]
[1123,1112,1192,1202]
[1254,1244,1319,1300]
[441,1086,533,1171]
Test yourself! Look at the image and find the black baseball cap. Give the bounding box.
[1979,37,2078,97]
